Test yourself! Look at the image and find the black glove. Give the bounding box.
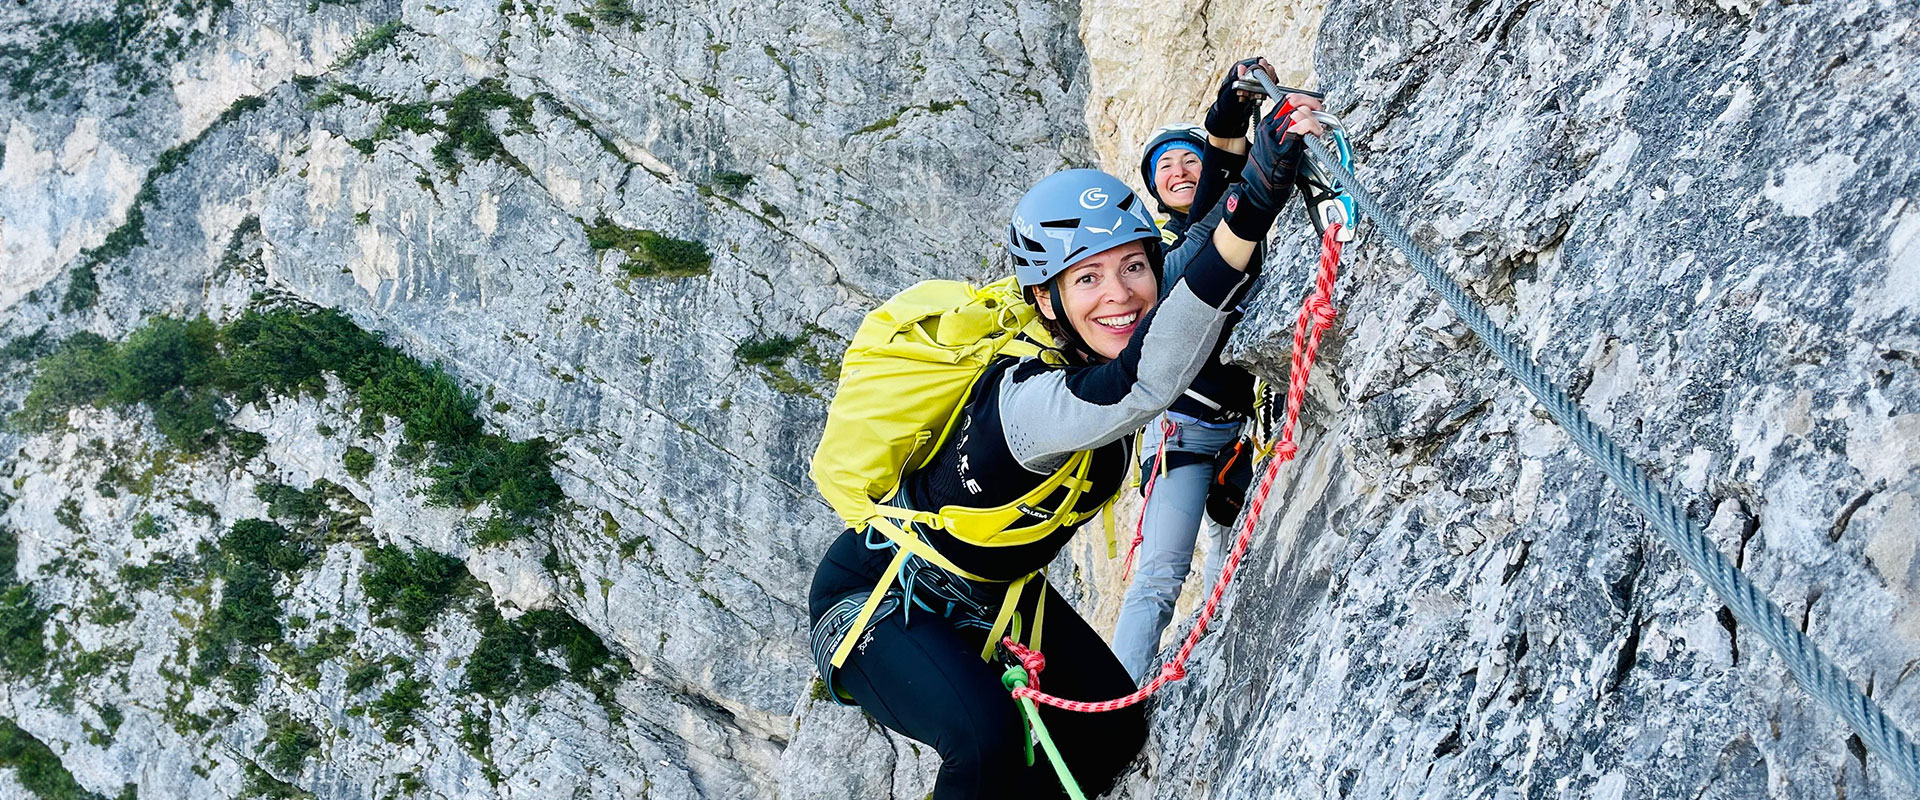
[1203,57,1266,139]
[1222,104,1304,241]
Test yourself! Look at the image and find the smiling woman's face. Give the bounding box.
[1033,240,1157,360]
[1153,149,1201,212]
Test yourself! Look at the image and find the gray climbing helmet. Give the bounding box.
[1006,169,1162,289]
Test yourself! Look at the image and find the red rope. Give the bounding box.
[1006,222,1347,713]
[1122,417,1178,578]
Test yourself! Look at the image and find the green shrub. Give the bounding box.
[96,704,122,737]
[223,519,314,574]
[362,546,467,633]
[376,102,436,138]
[10,333,116,432]
[431,80,532,175]
[463,609,551,699]
[0,716,102,800]
[0,585,48,676]
[216,561,284,647]
[16,306,565,547]
[590,0,637,23]
[227,429,268,459]
[368,676,427,741]
[583,216,711,278]
[462,606,621,705]
[357,355,481,444]
[254,483,327,533]
[0,329,52,367]
[131,513,167,540]
[225,657,263,704]
[457,709,501,784]
[472,512,533,545]
[709,170,752,194]
[240,761,309,800]
[117,562,164,591]
[343,656,391,695]
[427,436,561,512]
[333,20,402,69]
[278,627,350,690]
[149,387,227,452]
[109,316,222,405]
[219,307,382,403]
[342,446,375,479]
[734,334,803,365]
[61,264,100,313]
[0,526,15,588]
[260,711,320,774]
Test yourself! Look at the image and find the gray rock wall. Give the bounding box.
[1095,0,1920,797]
[1,0,1087,796]
[1,0,1915,797]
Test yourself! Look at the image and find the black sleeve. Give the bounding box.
[1187,142,1248,224]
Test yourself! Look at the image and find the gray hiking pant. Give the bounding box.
[1111,411,1243,684]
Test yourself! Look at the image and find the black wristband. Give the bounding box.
[1180,241,1246,309]
[1204,102,1252,139]
[1222,187,1282,242]
[1205,57,1266,139]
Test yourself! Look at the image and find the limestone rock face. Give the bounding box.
[2,0,1086,796]
[1078,0,1326,189]
[1082,0,1920,798]
[2,0,1916,796]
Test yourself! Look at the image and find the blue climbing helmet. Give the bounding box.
[1006,169,1163,291]
[1137,123,1206,206]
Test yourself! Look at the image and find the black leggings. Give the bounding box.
[834,583,1147,799]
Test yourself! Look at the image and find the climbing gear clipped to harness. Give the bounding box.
[1001,664,1088,800]
[1205,438,1252,528]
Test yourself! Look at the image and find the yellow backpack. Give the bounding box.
[810,276,1118,667]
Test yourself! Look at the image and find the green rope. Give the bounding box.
[1002,666,1088,800]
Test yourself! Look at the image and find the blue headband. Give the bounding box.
[1148,140,1203,176]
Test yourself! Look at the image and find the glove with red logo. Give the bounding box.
[1221,101,1305,242]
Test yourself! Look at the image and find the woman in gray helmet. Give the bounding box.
[805,95,1324,798]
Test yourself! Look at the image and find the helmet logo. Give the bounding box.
[1078,187,1110,209]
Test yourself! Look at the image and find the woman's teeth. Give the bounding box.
[1095,313,1138,330]
[1171,182,1194,193]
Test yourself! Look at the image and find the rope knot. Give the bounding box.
[1275,441,1298,460]
[1305,296,1338,330]
[1002,637,1046,676]
[1160,661,1187,682]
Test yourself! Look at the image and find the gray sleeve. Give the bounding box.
[996,279,1239,472]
